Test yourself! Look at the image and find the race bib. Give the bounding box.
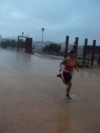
[70,72,72,76]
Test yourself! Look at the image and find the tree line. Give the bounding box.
[0,39,25,49]
[0,40,61,55]
[43,43,61,55]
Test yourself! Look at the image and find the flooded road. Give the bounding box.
[0,48,100,133]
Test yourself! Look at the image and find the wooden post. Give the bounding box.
[91,40,96,68]
[64,36,69,58]
[75,37,78,57]
[83,39,88,66]
[25,38,32,54]
[17,36,19,52]
[98,55,100,64]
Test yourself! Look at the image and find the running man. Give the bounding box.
[57,50,79,99]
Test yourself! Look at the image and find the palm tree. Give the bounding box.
[41,28,45,50]
[22,32,24,36]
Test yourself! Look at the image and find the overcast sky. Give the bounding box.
[0,0,100,45]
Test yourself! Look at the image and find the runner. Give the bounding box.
[57,49,79,99]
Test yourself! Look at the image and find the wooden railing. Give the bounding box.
[77,57,90,67]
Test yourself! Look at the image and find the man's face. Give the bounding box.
[71,52,76,58]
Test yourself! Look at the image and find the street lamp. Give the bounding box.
[41,28,45,51]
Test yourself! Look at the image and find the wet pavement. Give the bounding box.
[0,48,100,133]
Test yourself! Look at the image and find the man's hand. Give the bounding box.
[59,68,62,72]
[75,67,79,72]
[77,69,79,72]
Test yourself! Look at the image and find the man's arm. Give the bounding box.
[59,58,68,72]
[75,67,79,71]
[74,59,79,71]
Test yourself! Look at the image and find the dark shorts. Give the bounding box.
[63,71,72,83]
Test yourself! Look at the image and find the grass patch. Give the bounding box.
[94,64,100,69]
[35,53,63,60]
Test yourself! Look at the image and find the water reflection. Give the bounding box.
[0,48,100,132]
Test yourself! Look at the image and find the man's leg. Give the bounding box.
[57,73,68,85]
[66,81,72,99]
[61,75,68,85]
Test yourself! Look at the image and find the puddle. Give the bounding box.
[63,94,80,101]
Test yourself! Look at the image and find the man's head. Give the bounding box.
[70,49,76,58]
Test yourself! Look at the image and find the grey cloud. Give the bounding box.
[0,0,100,44]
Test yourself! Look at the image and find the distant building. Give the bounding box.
[60,44,73,52]
[60,44,83,56]
[0,35,2,43]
